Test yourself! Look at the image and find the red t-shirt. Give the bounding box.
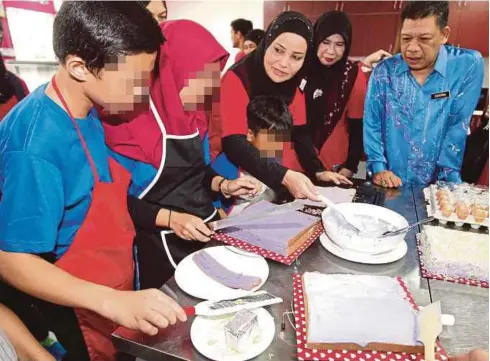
[235,51,245,63]
[220,70,307,171]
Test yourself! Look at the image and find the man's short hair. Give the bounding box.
[401,1,449,29]
[53,1,164,74]
[231,19,254,37]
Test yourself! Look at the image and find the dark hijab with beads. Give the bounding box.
[305,11,359,149]
[230,11,313,105]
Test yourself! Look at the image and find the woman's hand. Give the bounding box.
[169,211,213,242]
[362,49,392,69]
[316,171,353,185]
[282,170,320,201]
[221,177,261,198]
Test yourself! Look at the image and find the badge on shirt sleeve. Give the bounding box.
[431,91,450,100]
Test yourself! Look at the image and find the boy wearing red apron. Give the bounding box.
[0,3,186,361]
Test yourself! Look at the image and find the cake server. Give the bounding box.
[417,301,443,361]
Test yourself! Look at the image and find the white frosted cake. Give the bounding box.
[420,226,489,282]
[303,273,421,351]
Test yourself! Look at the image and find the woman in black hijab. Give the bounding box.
[219,11,351,202]
[305,11,367,179]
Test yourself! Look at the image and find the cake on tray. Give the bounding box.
[419,225,489,282]
[224,201,320,256]
[302,272,423,353]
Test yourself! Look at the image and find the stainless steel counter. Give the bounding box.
[113,186,488,360]
[412,185,489,354]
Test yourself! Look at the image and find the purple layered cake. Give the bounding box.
[225,201,318,256]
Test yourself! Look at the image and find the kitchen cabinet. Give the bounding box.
[264,0,288,28]
[262,0,488,56]
[341,1,401,14]
[364,13,398,55]
[349,14,369,55]
[449,1,489,56]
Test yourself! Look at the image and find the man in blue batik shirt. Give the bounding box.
[364,1,484,187]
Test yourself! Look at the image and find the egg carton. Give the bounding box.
[424,184,489,229]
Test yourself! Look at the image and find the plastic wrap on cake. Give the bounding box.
[417,225,489,288]
[424,182,489,229]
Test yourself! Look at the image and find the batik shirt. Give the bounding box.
[364,45,484,185]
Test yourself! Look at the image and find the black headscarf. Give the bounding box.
[305,11,359,149]
[230,11,313,105]
[245,29,265,46]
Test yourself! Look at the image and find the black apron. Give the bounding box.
[135,98,218,289]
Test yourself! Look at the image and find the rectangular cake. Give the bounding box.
[303,273,424,353]
[224,309,259,353]
[420,225,489,282]
[225,201,320,256]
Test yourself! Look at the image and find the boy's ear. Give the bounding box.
[65,55,91,82]
[246,128,255,142]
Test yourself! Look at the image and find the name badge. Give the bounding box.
[431,91,450,100]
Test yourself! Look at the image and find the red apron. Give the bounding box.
[51,78,136,361]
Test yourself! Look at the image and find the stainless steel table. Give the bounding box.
[113,186,487,360]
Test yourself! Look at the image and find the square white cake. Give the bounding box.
[420,225,489,282]
[303,273,420,349]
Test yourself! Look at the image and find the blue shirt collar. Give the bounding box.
[395,45,448,77]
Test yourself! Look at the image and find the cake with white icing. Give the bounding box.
[303,273,423,352]
[420,225,489,282]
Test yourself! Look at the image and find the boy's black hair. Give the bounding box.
[401,1,449,29]
[245,29,265,45]
[53,1,164,74]
[231,19,253,38]
[247,95,293,134]
[136,1,167,11]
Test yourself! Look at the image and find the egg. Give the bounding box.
[473,208,487,223]
[455,204,469,220]
[441,207,453,218]
[438,199,450,209]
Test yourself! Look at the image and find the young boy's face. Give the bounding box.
[85,52,157,114]
[247,129,291,159]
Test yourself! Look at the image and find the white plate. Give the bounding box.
[190,308,275,361]
[319,233,408,264]
[175,246,269,301]
[322,203,409,254]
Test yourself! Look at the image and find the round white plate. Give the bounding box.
[322,203,409,255]
[191,308,275,361]
[319,233,408,264]
[224,246,263,258]
[175,246,269,301]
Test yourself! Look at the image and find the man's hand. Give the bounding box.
[373,170,403,188]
